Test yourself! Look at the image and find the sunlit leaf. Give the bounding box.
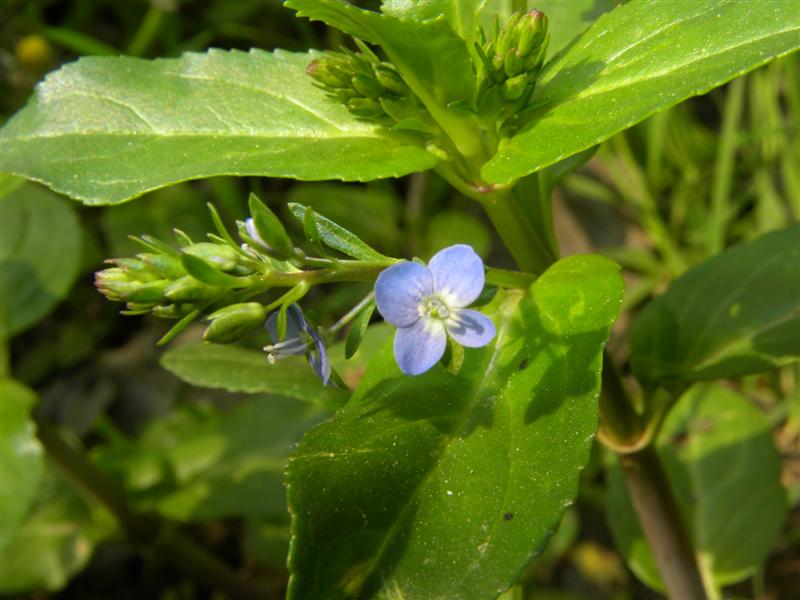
[0,49,435,205]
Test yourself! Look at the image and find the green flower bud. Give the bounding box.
[110,258,158,281]
[517,10,547,57]
[139,252,185,279]
[204,302,267,344]
[152,304,191,319]
[503,73,529,101]
[504,49,523,78]
[346,97,385,119]
[425,142,451,162]
[351,73,383,98]
[373,64,409,96]
[182,243,239,272]
[95,268,169,304]
[306,58,351,89]
[164,276,224,302]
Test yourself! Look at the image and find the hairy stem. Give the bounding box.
[36,420,280,599]
[619,445,708,600]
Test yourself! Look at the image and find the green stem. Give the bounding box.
[36,420,280,599]
[598,356,707,599]
[481,184,557,274]
[328,291,375,336]
[619,446,708,600]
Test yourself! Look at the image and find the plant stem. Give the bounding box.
[36,420,280,599]
[481,185,557,274]
[619,445,708,600]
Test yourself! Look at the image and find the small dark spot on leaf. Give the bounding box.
[518,358,529,370]
[503,512,514,521]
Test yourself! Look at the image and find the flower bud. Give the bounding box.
[152,304,191,319]
[182,243,239,272]
[139,252,185,279]
[373,64,409,96]
[351,73,383,98]
[503,73,529,101]
[95,268,169,304]
[164,275,224,302]
[503,49,523,78]
[346,97,385,119]
[306,58,351,89]
[204,303,267,344]
[110,258,158,281]
[516,10,547,57]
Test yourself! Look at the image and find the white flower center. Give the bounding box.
[420,295,450,320]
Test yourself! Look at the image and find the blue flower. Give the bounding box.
[264,304,331,385]
[374,244,496,375]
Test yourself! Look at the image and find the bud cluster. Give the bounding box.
[476,10,549,121]
[95,238,251,321]
[307,43,425,125]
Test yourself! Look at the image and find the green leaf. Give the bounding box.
[180,252,251,288]
[0,465,114,594]
[0,380,45,553]
[606,384,787,592]
[248,193,295,259]
[483,1,800,183]
[287,0,481,158]
[288,202,391,261]
[630,225,800,388]
[0,184,82,339]
[286,182,403,255]
[0,49,435,205]
[286,255,623,599]
[532,0,616,60]
[160,343,349,409]
[381,0,486,43]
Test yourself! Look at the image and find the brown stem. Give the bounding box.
[36,420,280,599]
[619,445,708,600]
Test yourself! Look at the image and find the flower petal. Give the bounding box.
[265,304,306,354]
[393,318,446,375]
[375,261,433,327]
[428,244,484,307]
[446,309,496,348]
[307,327,331,385]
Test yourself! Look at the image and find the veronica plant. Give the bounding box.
[1,1,799,599]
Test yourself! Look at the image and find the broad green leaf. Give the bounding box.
[0,380,45,553]
[630,225,800,388]
[288,202,391,261]
[0,465,114,594]
[160,343,349,409]
[483,1,800,183]
[286,255,623,599]
[287,0,481,157]
[0,49,435,205]
[381,0,487,42]
[606,384,787,592]
[0,184,82,339]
